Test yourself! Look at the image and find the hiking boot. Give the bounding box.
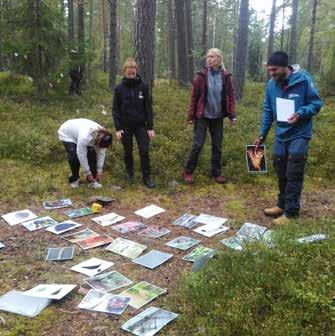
[182,171,194,184]
[70,179,80,188]
[272,214,292,226]
[143,178,156,189]
[264,206,284,217]
[214,175,227,184]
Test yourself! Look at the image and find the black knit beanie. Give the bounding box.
[267,51,289,67]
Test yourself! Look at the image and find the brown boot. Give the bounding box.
[272,214,291,226]
[264,206,284,217]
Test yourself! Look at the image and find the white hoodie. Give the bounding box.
[58,118,107,176]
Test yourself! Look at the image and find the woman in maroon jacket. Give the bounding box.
[183,48,236,184]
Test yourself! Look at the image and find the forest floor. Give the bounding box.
[0,73,334,336]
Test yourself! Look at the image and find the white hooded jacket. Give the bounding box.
[58,118,106,176]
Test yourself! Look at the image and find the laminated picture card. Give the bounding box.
[71,258,114,277]
[134,204,166,219]
[22,216,58,231]
[43,199,72,210]
[85,271,133,292]
[105,238,146,259]
[92,213,126,227]
[46,220,82,235]
[2,209,38,226]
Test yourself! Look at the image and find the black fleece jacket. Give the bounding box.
[112,75,153,131]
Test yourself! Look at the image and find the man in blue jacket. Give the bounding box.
[254,51,323,225]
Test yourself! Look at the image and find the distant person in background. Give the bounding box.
[254,51,323,225]
[183,48,237,184]
[69,65,83,95]
[58,118,112,188]
[112,58,156,188]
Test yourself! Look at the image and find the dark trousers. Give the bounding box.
[185,117,224,177]
[62,142,97,183]
[69,79,82,95]
[272,137,309,217]
[121,126,150,179]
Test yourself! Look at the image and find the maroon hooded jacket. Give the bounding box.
[188,67,236,121]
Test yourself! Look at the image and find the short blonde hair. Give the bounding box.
[207,48,226,71]
[123,58,137,72]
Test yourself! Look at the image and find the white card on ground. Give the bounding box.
[122,306,178,336]
[45,220,82,235]
[1,209,38,226]
[194,214,227,226]
[173,214,198,229]
[0,290,51,318]
[194,221,229,237]
[91,212,126,226]
[134,204,166,219]
[0,242,5,249]
[71,257,114,277]
[132,250,173,269]
[23,284,76,300]
[105,237,147,259]
[276,97,295,122]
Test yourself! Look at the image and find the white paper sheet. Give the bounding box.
[276,97,295,122]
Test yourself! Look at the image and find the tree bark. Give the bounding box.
[108,0,118,91]
[289,0,298,64]
[77,0,85,66]
[175,0,188,86]
[134,0,156,92]
[100,0,108,72]
[307,0,317,72]
[280,2,285,51]
[88,0,93,83]
[0,0,3,71]
[201,0,207,57]
[267,0,276,58]
[185,0,194,82]
[167,0,176,79]
[67,0,74,47]
[233,0,249,100]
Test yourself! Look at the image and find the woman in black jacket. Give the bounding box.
[112,58,155,188]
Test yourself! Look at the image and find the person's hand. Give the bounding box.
[116,130,124,140]
[254,136,264,150]
[87,174,95,182]
[231,118,237,126]
[188,120,193,125]
[96,173,103,182]
[147,130,156,139]
[288,113,300,124]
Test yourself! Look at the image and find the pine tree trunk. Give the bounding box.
[134,0,156,92]
[88,0,93,83]
[0,0,3,71]
[175,0,188,86]
[201,0,208,56]
[108,0,118,91]
[267,0,276,58]
[185,0,194,82]
[289,0,298,64]
[280,2,285,51]
[233,0,249,100]
[201,0,207,57]
[78,0,85,67]
[167,0,176,79]
[67,0,74,47]
[232,0,240,71]
[100,0,108,72]
[307,0,317,72]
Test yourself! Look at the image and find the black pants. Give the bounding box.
[62,142,97,183]
[121,126,150,179]
[69,78,82,95]
[185,117,224,177]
